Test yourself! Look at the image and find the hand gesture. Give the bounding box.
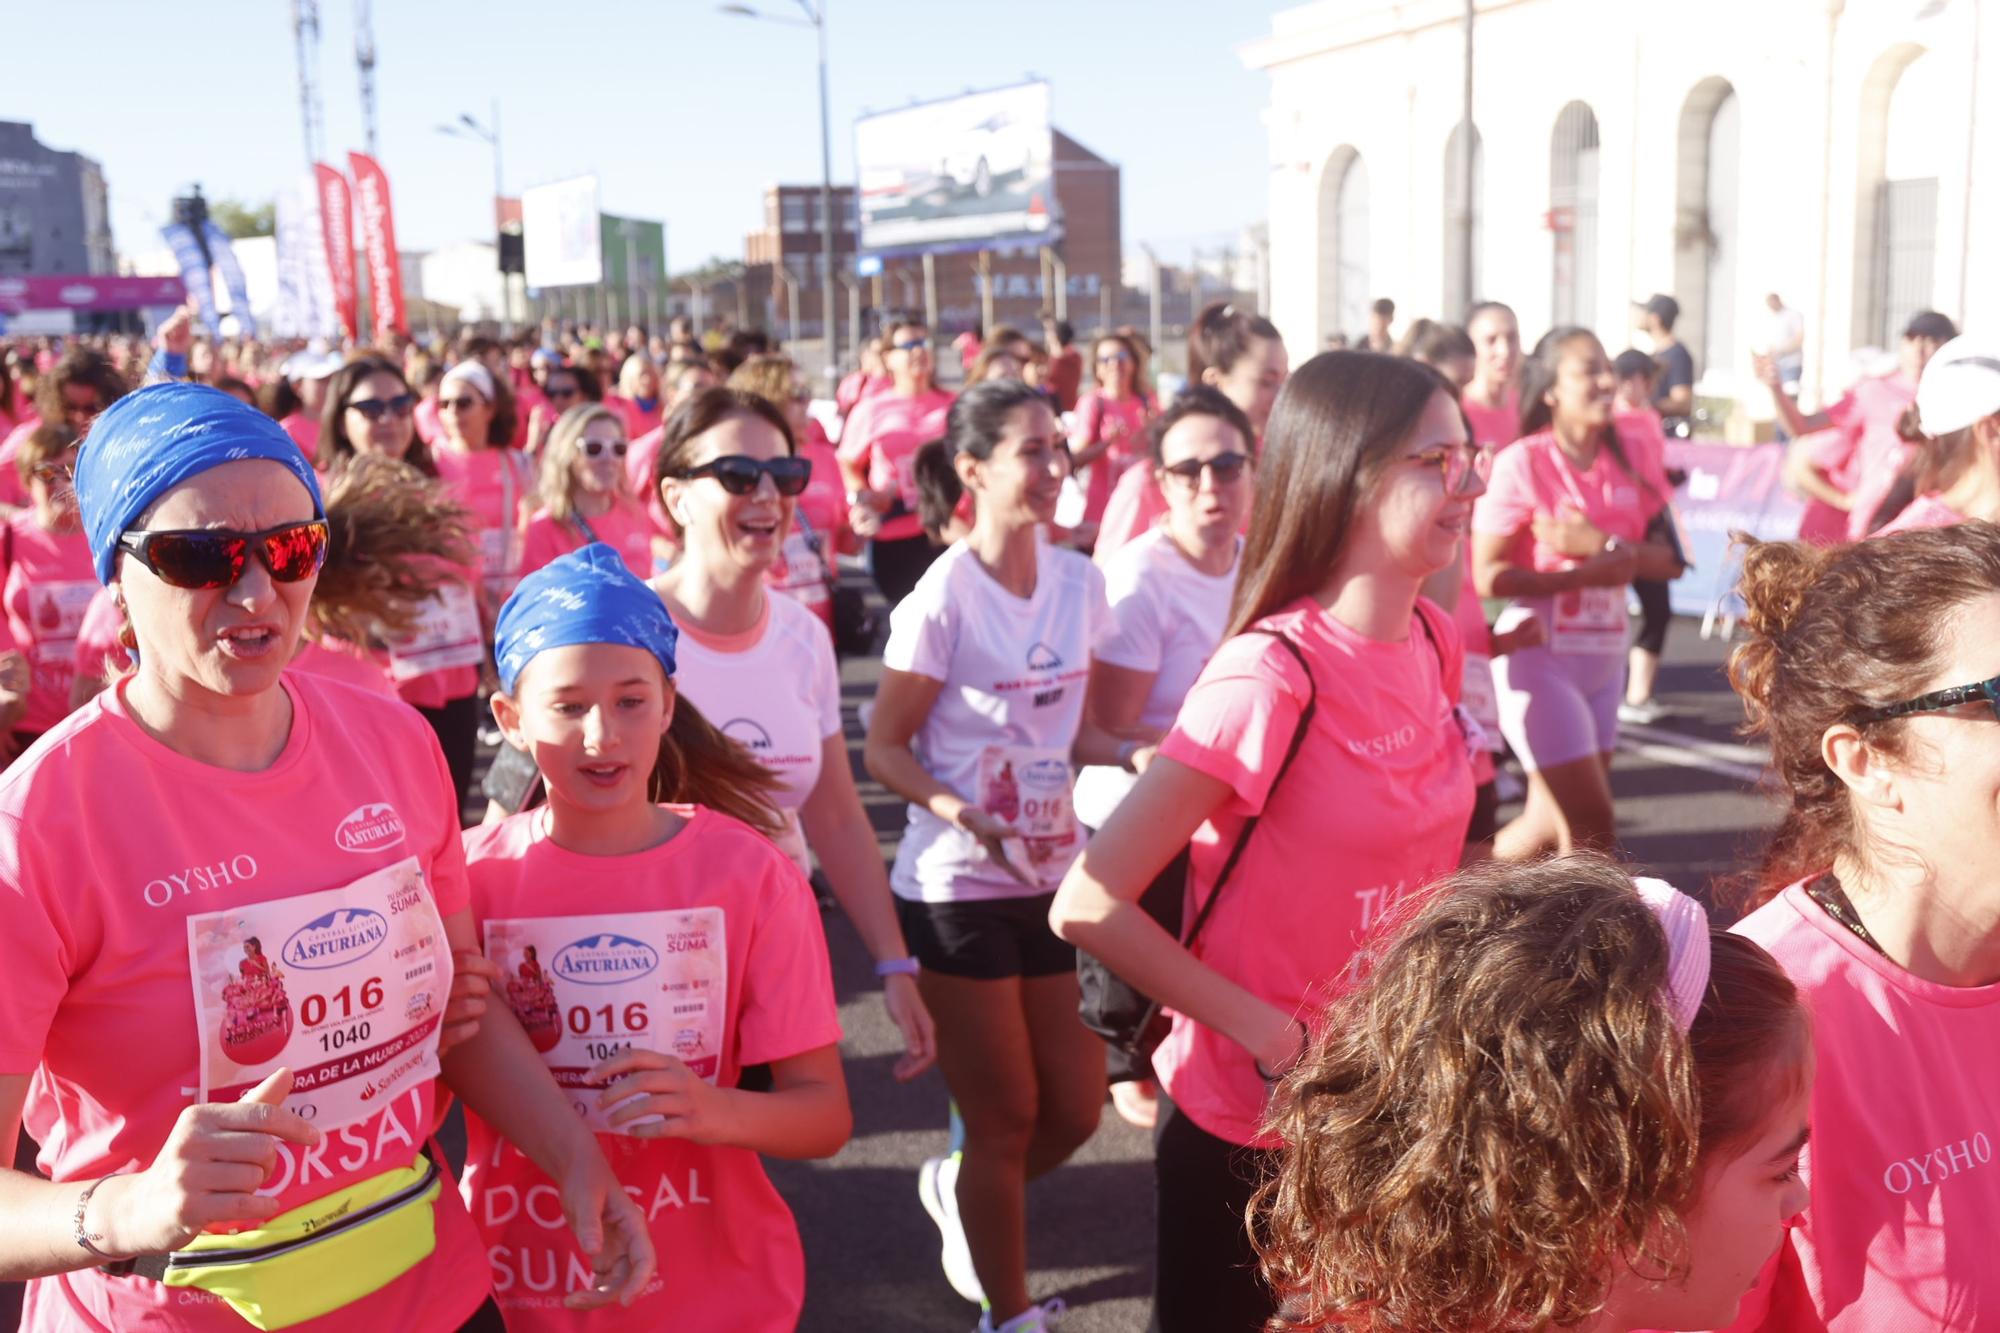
[1577,543,1639,588]
[156,303,197,359]
[1751,352,1781,391]
[1532,507,1610,561]
[550,1136,656,1310]
[881,973,937,1082]
[954,804,1036,887]
[589,1048,726,1143]
[1492,614,1546,656]
[440,948,506,1055]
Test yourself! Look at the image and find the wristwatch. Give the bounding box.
[874,957,921,978]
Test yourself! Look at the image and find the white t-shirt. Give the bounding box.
[884,539,1113,902]
[1075,527,1240,829]
[671,591,843,874]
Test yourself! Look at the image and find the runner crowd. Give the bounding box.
[0,290,1994,1332]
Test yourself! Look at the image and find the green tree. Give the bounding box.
[209,198,276,239]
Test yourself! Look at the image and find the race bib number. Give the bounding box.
[387,582,485,680]
[483,908,727,1135]
[978,745,1080,887]
[186,856,450,1131]
[1461,653,1505,753]
[1551,585,1628,656]
[478,528,522,600]
[769,532,830,607]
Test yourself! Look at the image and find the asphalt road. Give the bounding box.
[779,604,1779,1333]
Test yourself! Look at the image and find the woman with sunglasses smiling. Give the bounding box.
[0,383,654,1331]
[838,319,956,606]
[521,405,652,578]
[1051,352,1482,1332]
[318,354,437,477]
[1720,520,2000,1330]
[432,360,532,603]
[1072,388,1256,1130]
[1470,327,1683,859]
[648,386,938,1081]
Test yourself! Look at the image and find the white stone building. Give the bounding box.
[1243,0,1996,408]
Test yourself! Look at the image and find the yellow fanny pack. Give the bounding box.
[109,1154,442,1330]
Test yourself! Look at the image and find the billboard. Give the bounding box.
[599,214,667,312]
[856,81,1058,256]
[522,175,604,288]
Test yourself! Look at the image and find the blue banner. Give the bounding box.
[202,221,257,338]
[158,223,220,333]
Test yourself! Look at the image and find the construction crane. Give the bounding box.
[355,0,378,158]
[291,0,325,169]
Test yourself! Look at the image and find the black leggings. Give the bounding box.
[869,534,940,608]
[1149,1091,1277,1333]
[1632,577,1672,656]
[418,693,481,816]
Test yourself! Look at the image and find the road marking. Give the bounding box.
[1616,721,1769,786]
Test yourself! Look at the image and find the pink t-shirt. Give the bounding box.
[1154,598,1473,1146]
[414,394,442,446]
[766,440,847,629]
[624,425,672,538]
[281,412,321,466]
[72,583,128,691]
[1615,407,1668,482]
[1,513,97,734]
[835,388,955,542]
[1796,374,1919,543]
[291,637,398,698]
[605,394,662,443]
[0,417,38,509]
[835,370,890,419]
[459,806,842,1332]
[1722,882,2000,1330]
[434,445,534,600]
[513,382,549,452]
[1874,492,1965,536]
[1472,428,1670,573]
[1076,392,1152,524]
[1451,562,1498,787]
[521,497,654,579]
[0,672,487,1332]
[1091,463,1170,569]
[1460,386,1521,449]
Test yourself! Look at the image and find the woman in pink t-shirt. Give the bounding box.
[521,406,653,579]
[0,383,652,1331]
[0,423,94,750]
[1095,303,1287,568]
[1722,523,2000,1330]
[432,360,533,604]
[1460,300,1523,448]
[1255,856,1812,1333]
[1471,328,1684,859]
[838,319,956,606]
[1072,332,1154,527]
[1053,351,1481,1332]
[605,353,664,442]
[467,544,849,1330]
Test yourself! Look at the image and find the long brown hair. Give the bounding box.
[1517,327,1647,495]
[320,356,437,477]
[1729,521,2000,909]
[651,688,786,838]
[1252,854,1808,1332]
[312,454,477,643]
[1227,351,1453,636]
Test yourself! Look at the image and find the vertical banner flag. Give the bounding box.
[158,223,222,332]
[314,162,359,340]
[200,220,257,338]
[348,152,407,340]
[275,176,337,339]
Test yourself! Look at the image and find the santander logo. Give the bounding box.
[334,802,408,853]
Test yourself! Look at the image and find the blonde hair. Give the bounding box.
[617,353,659,401]
[726,354,803,411]
[536,404,628,524]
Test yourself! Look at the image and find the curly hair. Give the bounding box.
[1251,855,1806,1333]
[311,454,478,644]
[1727,520,2000,909]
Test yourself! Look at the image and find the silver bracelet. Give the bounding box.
[73,1173,123,1261]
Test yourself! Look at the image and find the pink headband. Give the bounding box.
[1634,877,1711,1031]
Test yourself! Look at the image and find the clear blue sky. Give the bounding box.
[12,1,1292,274]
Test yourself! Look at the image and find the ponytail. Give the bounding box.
[650,691,787,838]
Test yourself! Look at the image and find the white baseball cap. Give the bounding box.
[1917,336,2000,436]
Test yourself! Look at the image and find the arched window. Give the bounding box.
[1549,102,1600,328]
[1674,78,1741,387]
[1316,147,1370,345]
[1875,49,1945,344]
[1442,121,1483,321]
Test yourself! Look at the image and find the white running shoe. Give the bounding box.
[978,1297,1068,1332]
[1619,698,1667,725]
[918,1153,984,1305]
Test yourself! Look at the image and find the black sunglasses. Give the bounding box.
[673,455,812,497]
[1160,452,1251,486]
[892,337,930,352]
[117,520,329,590]
[546,384,581,400]
[346,393,415,421]
[1856,672,2000,725]
[581,439,629,458]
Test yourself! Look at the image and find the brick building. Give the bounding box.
[0,121,112,277]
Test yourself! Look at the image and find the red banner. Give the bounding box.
[315,162,359,341]
[348,152,407,341]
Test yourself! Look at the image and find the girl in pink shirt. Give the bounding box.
[1094,304,1288,567]
[1072,333,1154,526]
[838,319,956,604]
[0,383,652,1332]
[521,406,654,579]
[1718,523,2000,1330]
[468,543,849,1331]
[1255,856,1812,1333]
[1471,328,1684,859]
[1460,300,1523,448]
[1052,351,1482,1333]
[0,424,94,746]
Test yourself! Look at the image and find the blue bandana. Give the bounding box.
[494,543,679,694]
[74,382,325,585]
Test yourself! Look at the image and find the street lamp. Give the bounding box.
[719,0,839,381]
[437,100,511,333]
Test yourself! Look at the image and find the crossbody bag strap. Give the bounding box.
[569,510,601,546]
[1178,628,1320,952]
